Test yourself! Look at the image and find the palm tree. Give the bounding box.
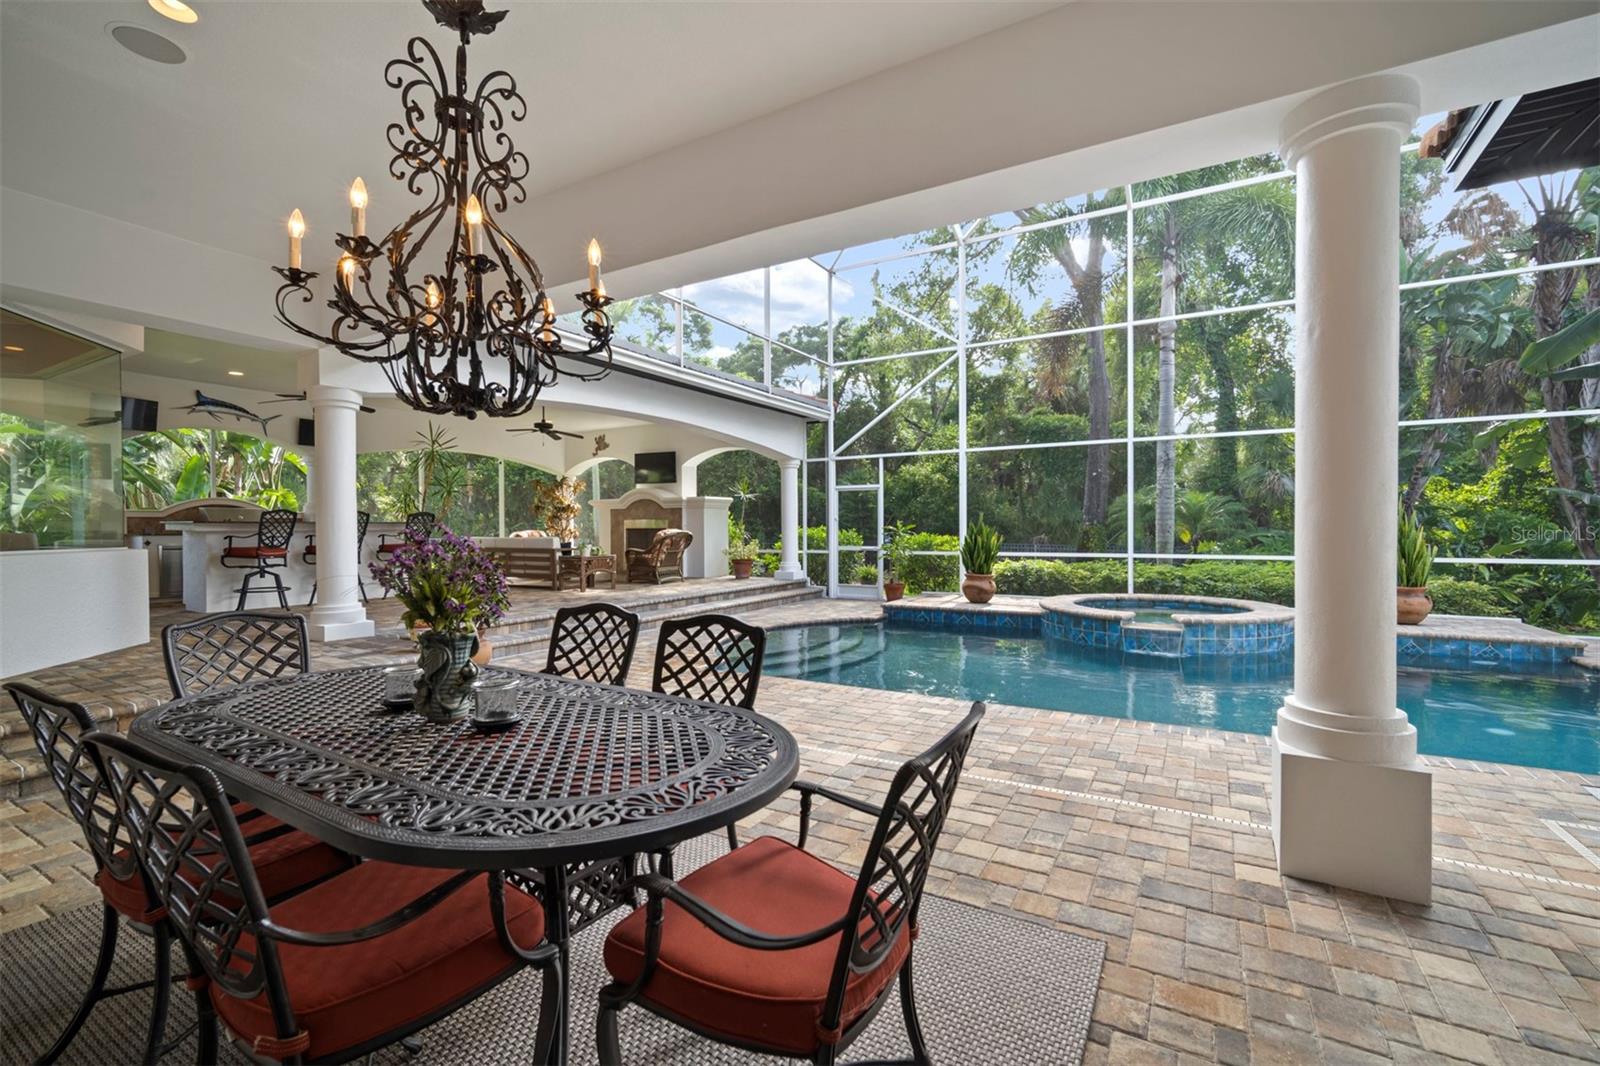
[1135,161,1295,556]
[1010,195,1123,544]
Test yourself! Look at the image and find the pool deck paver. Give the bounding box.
[3,594,1600,1063]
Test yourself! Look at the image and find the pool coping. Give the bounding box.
[1040,592,1295,627]
[881,593,1596,670]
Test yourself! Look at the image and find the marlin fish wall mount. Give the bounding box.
[176,391,280,437]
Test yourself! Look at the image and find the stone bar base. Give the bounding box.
[1272,729,1432,904]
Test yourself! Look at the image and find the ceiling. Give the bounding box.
[0,0,1056,269]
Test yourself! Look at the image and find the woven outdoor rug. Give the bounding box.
[0,834,1103,1065]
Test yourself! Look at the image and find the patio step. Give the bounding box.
[482,582,826,658]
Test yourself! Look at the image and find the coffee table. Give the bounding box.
[558,552,616,590]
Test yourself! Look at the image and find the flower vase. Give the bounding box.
[414,630,480,723]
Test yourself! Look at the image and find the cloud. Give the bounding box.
[679,259,853,340]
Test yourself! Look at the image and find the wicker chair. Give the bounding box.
[544,603,641,687]
[4,684,348,1064]
[87,731,557,1066]
[598,703,986,1066]
[625,529,692,585]
[161,611,311,700]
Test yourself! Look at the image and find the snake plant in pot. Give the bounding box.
[960,515,1002,604]
[1397,509,1435,625]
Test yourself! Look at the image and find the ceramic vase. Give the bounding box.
[415,630,480,723]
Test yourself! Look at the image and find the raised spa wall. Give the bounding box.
[1039,594,1293,659]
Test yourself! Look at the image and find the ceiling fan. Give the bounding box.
[507,407,585,442]
[260,391,377,414]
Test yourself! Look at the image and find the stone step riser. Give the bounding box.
[486,589,825,653]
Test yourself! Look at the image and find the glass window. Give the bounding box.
[1131,179,1295,322]
[968,330,1128,448]
[969,444,1123,555]
[1,310,123,548]
[1132,433,1295,556]
[964,218,1128,344]
[1133,309,1293,436]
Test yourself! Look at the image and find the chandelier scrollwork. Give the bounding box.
[271,0,614,419]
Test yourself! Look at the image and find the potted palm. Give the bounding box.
[882,521,915,602]
[960,515,1001,604]
[1397,509,1435,625]
[370,527,511,723]
[726,530,761,579]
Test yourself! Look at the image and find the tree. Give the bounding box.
[1009,195,1123,539]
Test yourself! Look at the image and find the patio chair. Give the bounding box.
[220,508,297,611]
[598,702,986,1066]
[303,510,371,606]
[625,528,692,584]
[161,611,311,700]
[652,613,767,851]
[544,602,641,686]
[652,613,766,710]
[3,683,348,1065]
[86,731,557,1066]
[376,511,436,556]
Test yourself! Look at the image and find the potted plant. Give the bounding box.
[370,527,511,723]
[960,515,1001,604]
[882,521,916,602]
[534,477,581,549]
[726,532,762,579]
[1397,508,1435,625]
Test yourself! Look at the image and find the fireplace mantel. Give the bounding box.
[592,485,731,579]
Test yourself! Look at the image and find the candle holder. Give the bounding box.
[335,233,383,261]
[272,265,319,288]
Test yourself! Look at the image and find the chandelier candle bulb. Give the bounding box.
[349,178,368,237]
[587,238,602,291]
[464,194,484,255]
[338,253,357,287]
[287,209,305,270]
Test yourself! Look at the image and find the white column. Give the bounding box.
[775,458,804,581]
[306,385,374,641]
[1272,74,1430,904]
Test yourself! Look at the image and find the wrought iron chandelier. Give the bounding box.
[271,0,614,419]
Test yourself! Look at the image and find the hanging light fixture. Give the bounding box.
[271,0,614,419]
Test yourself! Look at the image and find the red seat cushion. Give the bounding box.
[302,544,316,556]
[375,543,400,554]
[223,546,288,559]
[603,835,910,1055]
[211,862,544,1062]
[96,814,347,919]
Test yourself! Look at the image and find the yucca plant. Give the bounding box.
[961,515,1001,576]
[1397,509,1434,589]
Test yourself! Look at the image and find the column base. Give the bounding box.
[773,565,806,581]
[1272,727,1432,903]
[308,602,374,642]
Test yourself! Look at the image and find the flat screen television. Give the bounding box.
[121,397,158,432]
[634,451,676,485]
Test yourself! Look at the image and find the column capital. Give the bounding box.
[779,457,802,472]
[307,384,366,411]
[1279,73,1420,168]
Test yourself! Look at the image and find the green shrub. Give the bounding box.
[850,564,881,585]
[993,559,1297,604]
[773,525,863,586]
[894,533,959,594]
[1426,577,1512,618]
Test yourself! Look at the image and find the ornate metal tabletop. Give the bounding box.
[129,664,798,870]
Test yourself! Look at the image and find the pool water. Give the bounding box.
[765,624,1600,774]
[1079,599,1247,627]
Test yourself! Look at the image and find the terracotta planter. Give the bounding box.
[731,558,754,579]
[1397,586,1433,625]
[961,573,996,604]
[473,625,493,666]
[884,580,906,602]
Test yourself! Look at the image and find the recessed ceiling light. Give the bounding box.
[2,345,23,352]
[109,24,186,64]
[227,370,244,377]
[147,0,198,24]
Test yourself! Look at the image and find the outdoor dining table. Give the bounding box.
[129,663,800,1064]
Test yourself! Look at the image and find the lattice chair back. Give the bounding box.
[820,702,985,1036]
[545,603,641,686]
[162,611,311,700]
[355,509,372,549]
[4,683,136,884]
[404,511,437,542]
[257,509,298,552]
[651,613,767,709]
[86,733,285,1006]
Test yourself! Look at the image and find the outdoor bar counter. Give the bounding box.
[164,520,403,613]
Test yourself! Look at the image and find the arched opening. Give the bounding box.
[689,449,780,547]
[567,457,635,542]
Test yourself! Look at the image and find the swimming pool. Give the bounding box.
[765,624,1600,774]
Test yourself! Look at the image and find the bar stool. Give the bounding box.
[220,508,297,610]
[376,511,436,597]
[304,510,371,606]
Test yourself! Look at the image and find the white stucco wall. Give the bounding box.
[0,548,149,677]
